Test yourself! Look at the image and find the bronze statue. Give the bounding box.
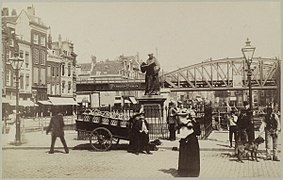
[140,53,160,95]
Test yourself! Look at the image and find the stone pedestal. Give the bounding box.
[137,95,167,140]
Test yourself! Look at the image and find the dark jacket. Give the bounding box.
[46,113,65,137]
[133,118,149,132]
[237,108,252,129]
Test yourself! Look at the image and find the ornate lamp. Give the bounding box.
[9,52,24,145]
[241,38,256,141]
[241,38,256,65]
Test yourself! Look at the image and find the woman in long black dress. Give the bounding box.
[177,113,201,177]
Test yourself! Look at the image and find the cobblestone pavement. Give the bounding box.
[2,147,281,178]
[2,130,281,178]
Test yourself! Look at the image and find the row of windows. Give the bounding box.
[33,34,46,46]
[47,83,60,95]
[61,64,72,76]
[61,81,72,94]
[19,50,30,68]
[7,50,30,68]
[47,64,72,77]
[33,48,46,65]
[33,67,45,85]
[5,70,30,90]
[47,82,72,95]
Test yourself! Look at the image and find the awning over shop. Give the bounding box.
[124,99,131,104]
[129,97,137,104]
[76,94,90,103]
[38,100,53,105]
[48,97,78,106]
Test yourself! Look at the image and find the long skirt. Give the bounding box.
[178,134,200,177]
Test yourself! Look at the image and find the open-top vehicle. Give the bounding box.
[76,109,133,151]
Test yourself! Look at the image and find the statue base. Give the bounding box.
[137,95,167,140]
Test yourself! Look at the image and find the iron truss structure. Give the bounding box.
[160,57,280,92]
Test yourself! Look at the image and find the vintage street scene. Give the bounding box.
[1,1,281,179]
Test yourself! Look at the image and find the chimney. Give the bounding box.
[47,27,52,49]
[2,8,9,16]
[91,55,97,64]
[27,5,35,16]
[48,34,52,49]
[58,34,62,54]
[58,34,62,46]
[11,9,17,16]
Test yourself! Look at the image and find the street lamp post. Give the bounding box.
[241,38,256,140]
[9,53,24,145]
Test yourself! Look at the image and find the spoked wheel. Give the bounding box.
[89,127,113,151]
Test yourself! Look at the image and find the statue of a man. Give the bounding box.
[140,53,160,95]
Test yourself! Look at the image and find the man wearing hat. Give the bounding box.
[259,105,280,161]
[130,108,152,155]
[140,53,160,95]
[167,101,178,141]
[227,109,238,148]
[237,101,253,144]
[46,109,69,154]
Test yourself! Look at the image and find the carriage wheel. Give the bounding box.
[89,127,113,151]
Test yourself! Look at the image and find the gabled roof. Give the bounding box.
[91,60,123,75]
[79,63,92,72]
[16,9,48,29]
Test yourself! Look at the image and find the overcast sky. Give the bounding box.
[2,1,281,71]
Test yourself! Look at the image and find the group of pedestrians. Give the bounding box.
[167,101,196,141]
[227,101,280,161]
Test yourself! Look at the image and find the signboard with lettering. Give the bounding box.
[108,83,143,90]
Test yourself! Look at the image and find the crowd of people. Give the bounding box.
[226,101,280,161]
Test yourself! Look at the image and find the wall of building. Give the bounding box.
[15,11,31,43]
[18,41,32,95]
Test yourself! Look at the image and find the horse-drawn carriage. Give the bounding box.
[75,109,134,151]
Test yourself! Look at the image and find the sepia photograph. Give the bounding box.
[1,0,281,178]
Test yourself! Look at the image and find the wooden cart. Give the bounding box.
[75,110,132,151]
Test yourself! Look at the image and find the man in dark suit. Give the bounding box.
[46,109,69,154]
[237,101,253,144]
[128,113,141,154]
[132,111,152,155]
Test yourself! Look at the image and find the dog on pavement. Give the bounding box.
[149,139,162,151]
[236,136,265,163]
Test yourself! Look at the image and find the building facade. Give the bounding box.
[46,49,62,97]
[51,34,77,98]
[76,54,144,107]
[2,6,77,117]
[2,6,49,102]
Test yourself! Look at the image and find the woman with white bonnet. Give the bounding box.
[176,109,201,177]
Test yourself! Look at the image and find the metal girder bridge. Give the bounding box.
[160,57,280,92]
